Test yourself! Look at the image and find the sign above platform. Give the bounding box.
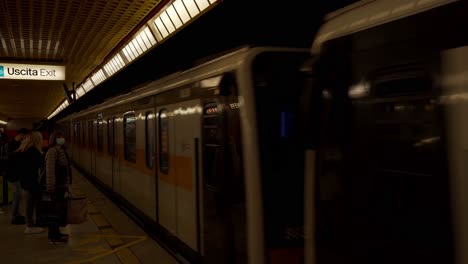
[0,63,65,80]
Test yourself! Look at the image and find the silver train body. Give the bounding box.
[57,47,311,264]
[304,0,468,264]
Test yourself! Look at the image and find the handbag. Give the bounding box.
[35,193,68,227]
[67,194,88,224]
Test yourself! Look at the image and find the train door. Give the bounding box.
[112,116,120,193]
[157,99,201,251]
[442,46,468,264]
[89,120,96,177]
[201,95,246,264]
[73,122,80,163]
[144,110,157,221]
[81,121,88,170]
[244,52,311,264]
[108,118,114,190]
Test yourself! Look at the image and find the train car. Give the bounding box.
[57,46,311,264]
[304,0,468,264]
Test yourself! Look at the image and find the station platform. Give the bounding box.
[0,167,179,264]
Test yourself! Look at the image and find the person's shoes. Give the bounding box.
[58,233,69,238]
[11,215,26,225]
[48,237,68,244]
[24,227,45,234]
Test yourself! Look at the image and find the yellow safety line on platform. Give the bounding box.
[66,182,147,264]
[85,234,148,239]
[65,237,147,264]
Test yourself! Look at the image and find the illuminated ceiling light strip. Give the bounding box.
[152,23,164,42]
[127,43,138,61]
[110,60,118,73]
[83,78,94,91]
[47,99,68,120]
[99,70,106,80]
[167,5,183,28]
[78,84,86,93]
[107,61,116,74]
[130,42,140,58]
[143,27,157,45]
[91,69,106,86]
[122,46,133,61]
[160,12,176,34]
[136,33,149,50]
[132,39,143,55]
[174,0,191,23]
[104,53,125,76]
[124,45,133,60]
[76,86,85,98]
[117,54,125,67]
[134,36,146,52]
[49,0,220,120]
[196,0,210,11]
[155,18,169,38]
[183,0,201,18]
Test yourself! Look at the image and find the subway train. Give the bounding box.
[56,0,468,263]
[303,0,468,264]
[56,46,311,264]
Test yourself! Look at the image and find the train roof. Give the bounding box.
[58,46,306,121]
[311,0,458,54]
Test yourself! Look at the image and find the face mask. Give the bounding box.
[56,138,65,145]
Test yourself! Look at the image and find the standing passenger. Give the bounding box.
[45,131,70,244]
[16,131,45,234]
[6,128,29,224]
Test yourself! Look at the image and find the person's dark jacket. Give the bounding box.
[6,139,21,157]
[18,148,43,193]
[5,139,22,182]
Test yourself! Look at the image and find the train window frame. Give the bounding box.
[145,111,155,169]
[107,118,111,155]
[123,113,137,163]
[97,119,104,152]
[112,117,117,157]
[88,120,93,149]
[82,122,85,147]
[74,122,79,145]
[158,109,169,174]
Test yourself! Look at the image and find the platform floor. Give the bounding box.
[0,168,179,264]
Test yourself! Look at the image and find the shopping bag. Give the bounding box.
[67,195,88,224]
[35,196,68,227]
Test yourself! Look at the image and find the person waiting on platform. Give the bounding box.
[6,128,30,224]
[16,131,45,234]
[45,131,71,244]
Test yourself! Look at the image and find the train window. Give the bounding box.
[74,122,80,145]
[146,112,155,169]
[158,109,169,173]
[88,121,93,148]
[82,122,85,147]
[124,113,136,163]
[112,117,116,157]
[78,123,81,145]
[107,118,112,155]
[97,119,103,152]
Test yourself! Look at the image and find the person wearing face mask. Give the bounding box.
[44,130,71,244]
[6,128,30,225]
